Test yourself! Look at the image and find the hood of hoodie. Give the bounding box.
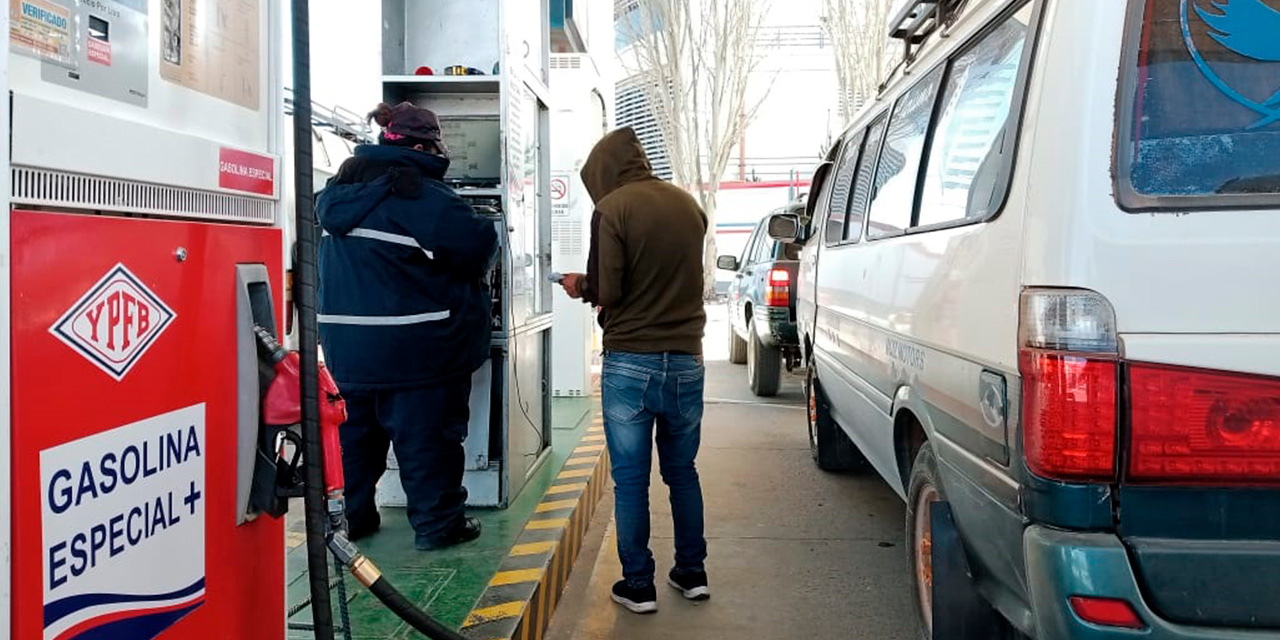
[317,145,450,236]
[580,127,654,204]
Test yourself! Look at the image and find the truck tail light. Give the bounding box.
[766,269,790,307]
[1129,363,1280,484]
[1019,289,1119,481]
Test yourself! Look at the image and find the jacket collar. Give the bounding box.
[353,144,451,180]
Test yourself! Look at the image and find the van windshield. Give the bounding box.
[1120,0,1280,206]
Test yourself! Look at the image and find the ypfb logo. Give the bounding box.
[1182,0,1280,129]
[50,264,176,381]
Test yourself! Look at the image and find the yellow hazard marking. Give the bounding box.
[536,499,578,513]
[526,518,570,530]
[465,601,524,626]
[557,468,593,479]
[490,568,544,586]
[510,541,558,556]
[581,434,606,442]
[562,456,596,467]
[545,483,587,495]
[574,444,606,453]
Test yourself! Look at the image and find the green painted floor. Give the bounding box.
[285,397,595,639]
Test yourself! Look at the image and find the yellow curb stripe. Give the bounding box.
[562,456,597,467]
[545,483,588,495]
[581,435,605,442]
[526,518,570,530]
[490,568,544,586]
[510,541,558,556]
[465,601,524,626]
[536,499,579,513]
[557,468,594,479]
[574,444,606,453]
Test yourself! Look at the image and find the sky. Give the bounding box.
[280,0,382,115]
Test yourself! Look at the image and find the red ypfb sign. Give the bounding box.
[218,148,275,196]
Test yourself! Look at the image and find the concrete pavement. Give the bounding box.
[546,305,919,640]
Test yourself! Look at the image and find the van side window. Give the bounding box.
[824,132,864,246]
[847,116,889,242]
[866,67,944,240]
[918,5,1033,226]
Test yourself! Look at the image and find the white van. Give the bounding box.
[770,0,1280,638]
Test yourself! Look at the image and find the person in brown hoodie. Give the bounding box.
[561,127,710,613]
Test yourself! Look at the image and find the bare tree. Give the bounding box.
[620,0,773,299]
[821,0,896,123]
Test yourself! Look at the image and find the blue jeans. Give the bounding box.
[602,351,707,587]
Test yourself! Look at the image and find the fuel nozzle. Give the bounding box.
[253,324,288,364]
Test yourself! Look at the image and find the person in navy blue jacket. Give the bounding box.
[317,102,498,550]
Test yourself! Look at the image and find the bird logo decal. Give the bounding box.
[1181,0,1280,128]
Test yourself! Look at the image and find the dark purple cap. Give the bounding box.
[368,101,442,142]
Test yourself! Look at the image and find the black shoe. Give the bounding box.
[416,517,482,551]
[611,580,658,614]
[347,513,381,541]
[667,568,710,600]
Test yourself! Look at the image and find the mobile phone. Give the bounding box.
[548,272,565,284]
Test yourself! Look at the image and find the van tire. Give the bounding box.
[728,310,748,365]
[906,443,1021,640]
[807,368,869,471]
[747,317,781,396]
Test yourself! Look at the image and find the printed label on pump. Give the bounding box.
[39,404,207,640]
[218,147,276,196]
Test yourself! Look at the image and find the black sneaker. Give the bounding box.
[416,516,482,551]
[667,568,710,600]
[611,580,658,614]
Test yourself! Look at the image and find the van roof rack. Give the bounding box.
[887,0,967,62]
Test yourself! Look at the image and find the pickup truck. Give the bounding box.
[717,202,803,397]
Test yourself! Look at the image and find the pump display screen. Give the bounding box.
[441,118,502,185]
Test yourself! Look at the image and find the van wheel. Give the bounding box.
[807,368,869,472]
[728,309,748,365]
[747,317,781,397]
[906,442,1022,639]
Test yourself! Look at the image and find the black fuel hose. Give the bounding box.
[289,0,334,638]
[327,534,469,640]
[368,576,468,640]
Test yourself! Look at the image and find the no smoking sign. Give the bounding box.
[550,176,568,202]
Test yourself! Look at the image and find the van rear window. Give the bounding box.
[1119,0,1280,208]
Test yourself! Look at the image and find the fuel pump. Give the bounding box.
[7,0,291,637]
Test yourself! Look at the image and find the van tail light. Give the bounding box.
[1129,363,1280,484]
[1069,596,1145,629]
[1019,290,1119,481]
[765,269,790,307]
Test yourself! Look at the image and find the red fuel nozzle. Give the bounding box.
[256,325,347,496]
